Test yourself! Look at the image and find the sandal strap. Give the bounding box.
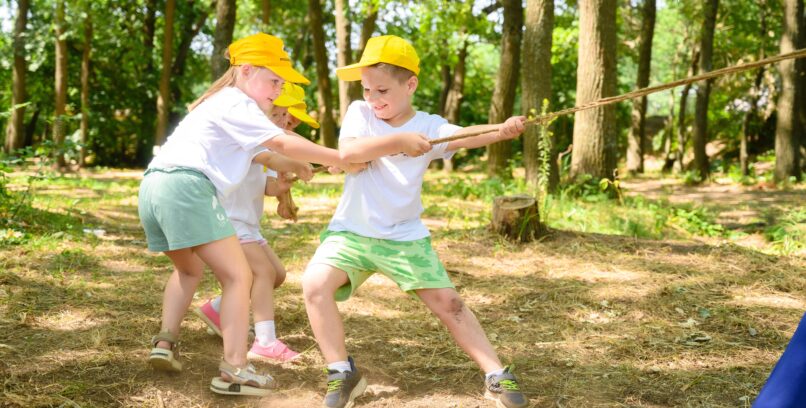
[151,331,178,350]
[219,361,274,388]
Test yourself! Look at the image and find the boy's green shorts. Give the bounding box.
[138,167,235,252]
[308,230,455,301]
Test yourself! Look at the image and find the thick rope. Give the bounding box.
[430,47,806,145]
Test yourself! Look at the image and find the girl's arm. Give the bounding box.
[252,151,313,181]
[446,116,526,151]
[264,174,293,197]
[339,132,433,162]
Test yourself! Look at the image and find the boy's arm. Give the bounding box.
[445,116,526,151]
[339,132,433,162]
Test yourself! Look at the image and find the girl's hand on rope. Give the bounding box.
[398,132,432,157]
[498,116,527,141]
[338,162,368,174]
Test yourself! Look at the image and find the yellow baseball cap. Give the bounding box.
[335,35,420,82]
[273,83,319,128]
[228,33,310,85]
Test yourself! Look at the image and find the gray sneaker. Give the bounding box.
[484,365,528,408]
[323,356,367,408]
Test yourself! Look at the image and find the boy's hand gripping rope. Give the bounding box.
[429,48,806,145]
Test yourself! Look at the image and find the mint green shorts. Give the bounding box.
[138,167,235,252]
[308,230,455,301]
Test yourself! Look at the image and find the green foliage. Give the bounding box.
[764,209,806,255]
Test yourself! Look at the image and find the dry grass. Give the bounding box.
[1,169,804,407]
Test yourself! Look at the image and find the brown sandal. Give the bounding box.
[149,331,182,372]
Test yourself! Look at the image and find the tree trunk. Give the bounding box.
[170,1,212,119]
[626,0,656,174]
[741,4,767,177]
[692,0,719,181]
[211,0,236,79]
[438,59,452,117]
[676,49,698,172]
[774,0,803,182]
[348,6,378,102]
[491,194,543,242]
[262,0,270,28]
[136,0,157,166]
[308,0,337,148]
[79,10,92,167]
[487,0,523,178]
[522,0,554,188]
[570,0,618,181]
[54,0,68,168]
[4,0,30,153]
[155,0,175,147]
[335,0,352,123]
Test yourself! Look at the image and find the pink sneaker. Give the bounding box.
[247,339,300,363]
[194,300,222,337]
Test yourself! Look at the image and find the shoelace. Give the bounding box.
[499,379,520,391]
[327,379,344,392]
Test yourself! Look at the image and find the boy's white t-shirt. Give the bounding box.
[327,100,461,241]
[218,148,277,241]
[148,86,285,196]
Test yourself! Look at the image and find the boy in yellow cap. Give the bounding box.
[301,35,528,408]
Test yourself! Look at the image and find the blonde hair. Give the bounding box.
[371,63,416,83]
[188,66,239,111]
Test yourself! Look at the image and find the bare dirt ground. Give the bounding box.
[1,170,804,407]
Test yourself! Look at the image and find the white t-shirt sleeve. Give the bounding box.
[426,115,461,161]
[339,101,370,141]
[219,100,285,150]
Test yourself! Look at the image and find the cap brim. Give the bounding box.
[336,60,377,81]
[288,106,319,129]
[268,66,310,85]
[273,93,302,108]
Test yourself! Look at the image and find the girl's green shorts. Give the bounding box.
[138,167,235,252]
[308,230,455,301]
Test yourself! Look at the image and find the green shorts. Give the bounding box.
[138,167,235,252]
[308,230,455,301]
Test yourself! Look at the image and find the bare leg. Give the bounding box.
[262,244,287,288]
[156,248,205,346]
[416,288,503,373]
[302,263,350,363]
[241,242,280,323]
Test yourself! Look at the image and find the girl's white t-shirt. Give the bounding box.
[327,100,461,241]
[148,86,285,196]
[218,149,277,236]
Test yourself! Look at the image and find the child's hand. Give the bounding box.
[277,191,298,222]
[291,161,314,182]
[499,116,526,140]
[341,162,368,174]
[275,172,294,193]
[398,132,432,157]
[327,166,344,174]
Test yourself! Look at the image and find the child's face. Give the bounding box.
[360,67,416,122]
[242,66,285,113]
[268,106,290,128]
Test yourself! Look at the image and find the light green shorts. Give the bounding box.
[138,167,235,252]
[308,230,455,301]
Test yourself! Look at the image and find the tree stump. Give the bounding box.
[491,194,542,243]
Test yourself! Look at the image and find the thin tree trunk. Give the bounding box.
[441,40,469,173]
[438,59,452,117]
[774,0,803,182]
[171,1,212,111]
[211,0,236,79]
[335,0,352,123]
[741,4,767,177]
[487,0,523,178]
[348,6,378,102]
[626,0,656,174]
[54,0,68,168]
[522,0,554,188]
[79,10,92,167]
[262,0,270,28]
[137,0,157,166]
[692,0,719,181]
[677,49,698,172]
[155,0,175,147]
[661,89,675,173]
[308,0,337,148]
[5,0,30,153]
[570,0,618,181]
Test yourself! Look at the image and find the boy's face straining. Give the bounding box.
[244,66,285,113]
[360,67,415,124]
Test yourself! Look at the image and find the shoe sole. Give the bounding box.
[484,390,523,408]
[149,349,182,372]
[210,376,272,397]
[247,350,302,364]
[193,307,222,337]
[343,376,367,408]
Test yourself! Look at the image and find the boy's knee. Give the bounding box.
[430,290,465,317]
[301,268,333,302]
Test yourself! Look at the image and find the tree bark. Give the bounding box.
[692,0,719,181]
[211,0,236,79]
[335,0,352,123]
[491,194,543,242]
[79,9,93,167]
[626,0,656,174]
[136,0,157,166]
[522,0,554,188]
[676,49,698,172]
[570,0,618,181]
[54,0,68,168]
[348,6,378,102]
[4,0,30,153]
[308,0,337,148]
[155,0,175,147]
[774,0,803,182]
[487,0,523,178]
[741,4,767,177]
[262,0,270,28]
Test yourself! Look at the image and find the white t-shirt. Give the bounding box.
[327,100,461,241]
[218,148,278,241]
[148,87,285,196]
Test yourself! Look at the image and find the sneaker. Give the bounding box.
[484,366,528,408]
[323,356,367,408]
[194,299,221,337]
[247,339,301,363]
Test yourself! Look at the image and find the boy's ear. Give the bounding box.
[406,76,418,96]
